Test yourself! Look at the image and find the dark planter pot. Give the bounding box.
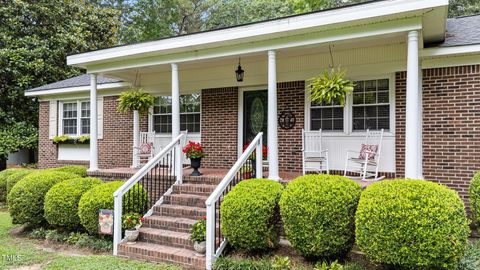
[190,158,202,176]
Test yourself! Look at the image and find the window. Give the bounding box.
[352,79,390,131]
[153,94,201,133]
[61,100,90,136]
[310,100,343,131]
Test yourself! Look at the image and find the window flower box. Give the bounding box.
[53,135,90,145]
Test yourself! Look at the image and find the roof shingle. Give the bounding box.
[27,74,123,92]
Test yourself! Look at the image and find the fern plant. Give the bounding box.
[117,88,154,114]
[308,68,355,106]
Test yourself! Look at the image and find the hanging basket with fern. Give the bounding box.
[308,68,355,106]
[117,88,154,114]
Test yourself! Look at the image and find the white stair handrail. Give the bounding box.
[205,132,263,270]
[112,133,185,255]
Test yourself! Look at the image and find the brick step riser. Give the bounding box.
[172,185,216,195]
[164,195,207,208]
[139,232,194,251]
[118,247,205,270]
[142,219,193,233]
[153,206,207,220]
[183,177,222,185]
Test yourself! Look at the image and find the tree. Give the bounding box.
[449,0,480,17]
[0,0,120,169]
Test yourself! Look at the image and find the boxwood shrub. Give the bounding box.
[279,174,362,258]
[7,170,78,225]
[78,181,148,234]
[50,165,87,177]
[6,169,34,195]
[44,177,103,230]
[356,179,470,269]
[0,168,24,202]
[469,172,480,226]
[220,179,283,252]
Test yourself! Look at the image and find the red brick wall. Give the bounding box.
[277,81,305,172]
[200,82,305,172]
[37,96,148,169]
[396,65,480,202]
[201,87,239,168]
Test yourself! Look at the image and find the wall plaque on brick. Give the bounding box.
[278,110,296,130]
[98,209,114,235]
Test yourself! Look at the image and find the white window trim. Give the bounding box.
[305,74,395,137]
[149,94,202,137]
[58,99,90,137]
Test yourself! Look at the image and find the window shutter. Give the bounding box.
[97,97,103,139]
[49,101,58,139]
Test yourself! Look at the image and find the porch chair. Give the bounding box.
[302,129,329,175]
[344,129,384,181]
[134,131,156,167]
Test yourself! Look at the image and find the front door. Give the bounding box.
[243,90,268,147]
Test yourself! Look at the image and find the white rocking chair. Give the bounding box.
[302,129,329,175]
[344,129,384,181]
[134,131,156,167]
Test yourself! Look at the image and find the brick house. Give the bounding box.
[24,0,480,268]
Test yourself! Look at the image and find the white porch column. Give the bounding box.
[417,62,423,179]
[405,30,421,179]
[131,110,140,167]
[171,63,182,183]
[267,50,280,181]
[88,73,99,172]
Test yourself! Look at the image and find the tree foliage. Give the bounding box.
[0,0,120,164]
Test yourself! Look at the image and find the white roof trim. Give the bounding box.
[67,0,447,68]
[421,44,480,58]
[25,82,130,97]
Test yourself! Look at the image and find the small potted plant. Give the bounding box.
[122,212,144,243]
[183,141,205,176]
[190,216,206,256]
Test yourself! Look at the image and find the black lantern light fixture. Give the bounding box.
[235,57,244,82]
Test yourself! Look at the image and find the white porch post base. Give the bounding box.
[405,30,421,179]
[88,73,99,172]
[267,50,280,181]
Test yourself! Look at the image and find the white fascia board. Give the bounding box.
[421,44,480,58]
[87,17,422,74]
[67,0,447,67]
[24,82,130,97]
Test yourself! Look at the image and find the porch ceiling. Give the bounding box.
[68,0,447,74]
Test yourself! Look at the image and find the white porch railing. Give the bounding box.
[112,133,185,255]
[205,132,263,269]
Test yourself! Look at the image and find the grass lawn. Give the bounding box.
[0,210,181,270]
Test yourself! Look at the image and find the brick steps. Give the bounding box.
[118,242,205,269]
[139,227,193,250]
[143,216,197,233]
[119,176,220,269]
[154,204,207,219]
[164,193,209,208]
[172,183,216,195]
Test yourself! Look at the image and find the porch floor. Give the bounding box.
[89,167,375,188]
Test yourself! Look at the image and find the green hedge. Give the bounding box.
[50,166,87,177]
[221,179,283,252]
[78,181,148,234]
[469,172,480,226]
[6,169,34,195]
[356,179,470,269]
[7,171,78,225]
[0,168,25,202]
[279,174,362,258]
[44,177,103,230]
